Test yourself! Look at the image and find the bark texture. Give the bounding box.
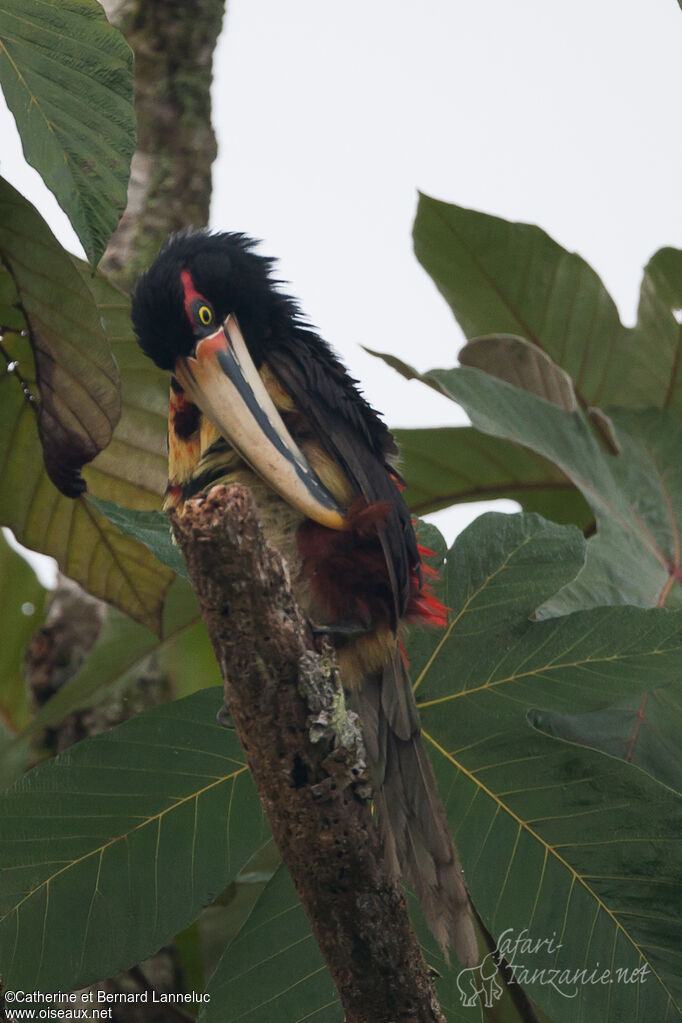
[23,576,172,760]
[100,0,226,290]
[171,484,446,1023]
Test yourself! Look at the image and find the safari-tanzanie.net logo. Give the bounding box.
[456,927,650,1008]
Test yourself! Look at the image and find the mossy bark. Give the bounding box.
[100,0,226,291]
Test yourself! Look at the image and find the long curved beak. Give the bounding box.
[174,315,346,530]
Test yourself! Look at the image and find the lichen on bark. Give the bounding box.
[99,0,226,291]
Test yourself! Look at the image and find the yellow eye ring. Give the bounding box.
[198,305,213,326]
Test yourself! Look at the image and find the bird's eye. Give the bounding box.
[188,298,215,333]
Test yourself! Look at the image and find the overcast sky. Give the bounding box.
[1,0,680,579]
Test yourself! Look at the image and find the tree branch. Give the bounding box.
[170,483,445,1023]
[100,0,226,290]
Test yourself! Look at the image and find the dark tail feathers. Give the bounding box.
[354,651,478,968]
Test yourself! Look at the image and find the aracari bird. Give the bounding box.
[131,231,477,966]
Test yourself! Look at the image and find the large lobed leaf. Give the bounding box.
[394,426,591,527]
[0,178,120,497]
[3,514,682,1022]
[0,688,268,991]
[411,513,682,1022]
[0,188,171,631]
[0,0,135,265]
[382,197,682,532]
[371,344,592,530]
[459,333,577,412]
[200,864,340,1023]
[533,688,682,798]
[77,259,168,508]
[88,498,187,580]
[632,247,682,410]
[435,371,682,615]
[0,329,171,632]
[378,349,682,616]
[413,195,682,415]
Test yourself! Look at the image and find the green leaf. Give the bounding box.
[0,381,172,630]
[159,613,223,701]
[459,334,577,411]
[375,201,682,532]
[0,0,135,264]
[202,863,488,1023]
[370,342,592,529]
[411,512,682,1022]
[413,196,682,415]
[0,729,29,793]
[532,688,682,796]
[0,577,219,789]
[394,426,591,527]
[75,256,169,510]
[200,864,339,1023]
[0,531,45,733]
[394,358,682,614]
[541,405,682,614]
[194,840,282,989]
[0,259,172,632]
[0,688,269,991]
[89,498,188,580]
[633,247,682,409]
[200,511,682,1022]
[174,920,206,998]
[0,179,120,497]
[413,195,627,407]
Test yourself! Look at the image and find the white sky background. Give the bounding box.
[1,0,681,583]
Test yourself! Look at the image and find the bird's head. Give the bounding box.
[131,230,346,529]
[131,230,295,372]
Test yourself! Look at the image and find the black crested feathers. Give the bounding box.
[131,229,397,464]
[131,230,296,371]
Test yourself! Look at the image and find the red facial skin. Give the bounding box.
[180,269,206,320]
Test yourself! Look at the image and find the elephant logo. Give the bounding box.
[456,952,504,1008]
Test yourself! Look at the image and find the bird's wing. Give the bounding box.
[266,335,419,628]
